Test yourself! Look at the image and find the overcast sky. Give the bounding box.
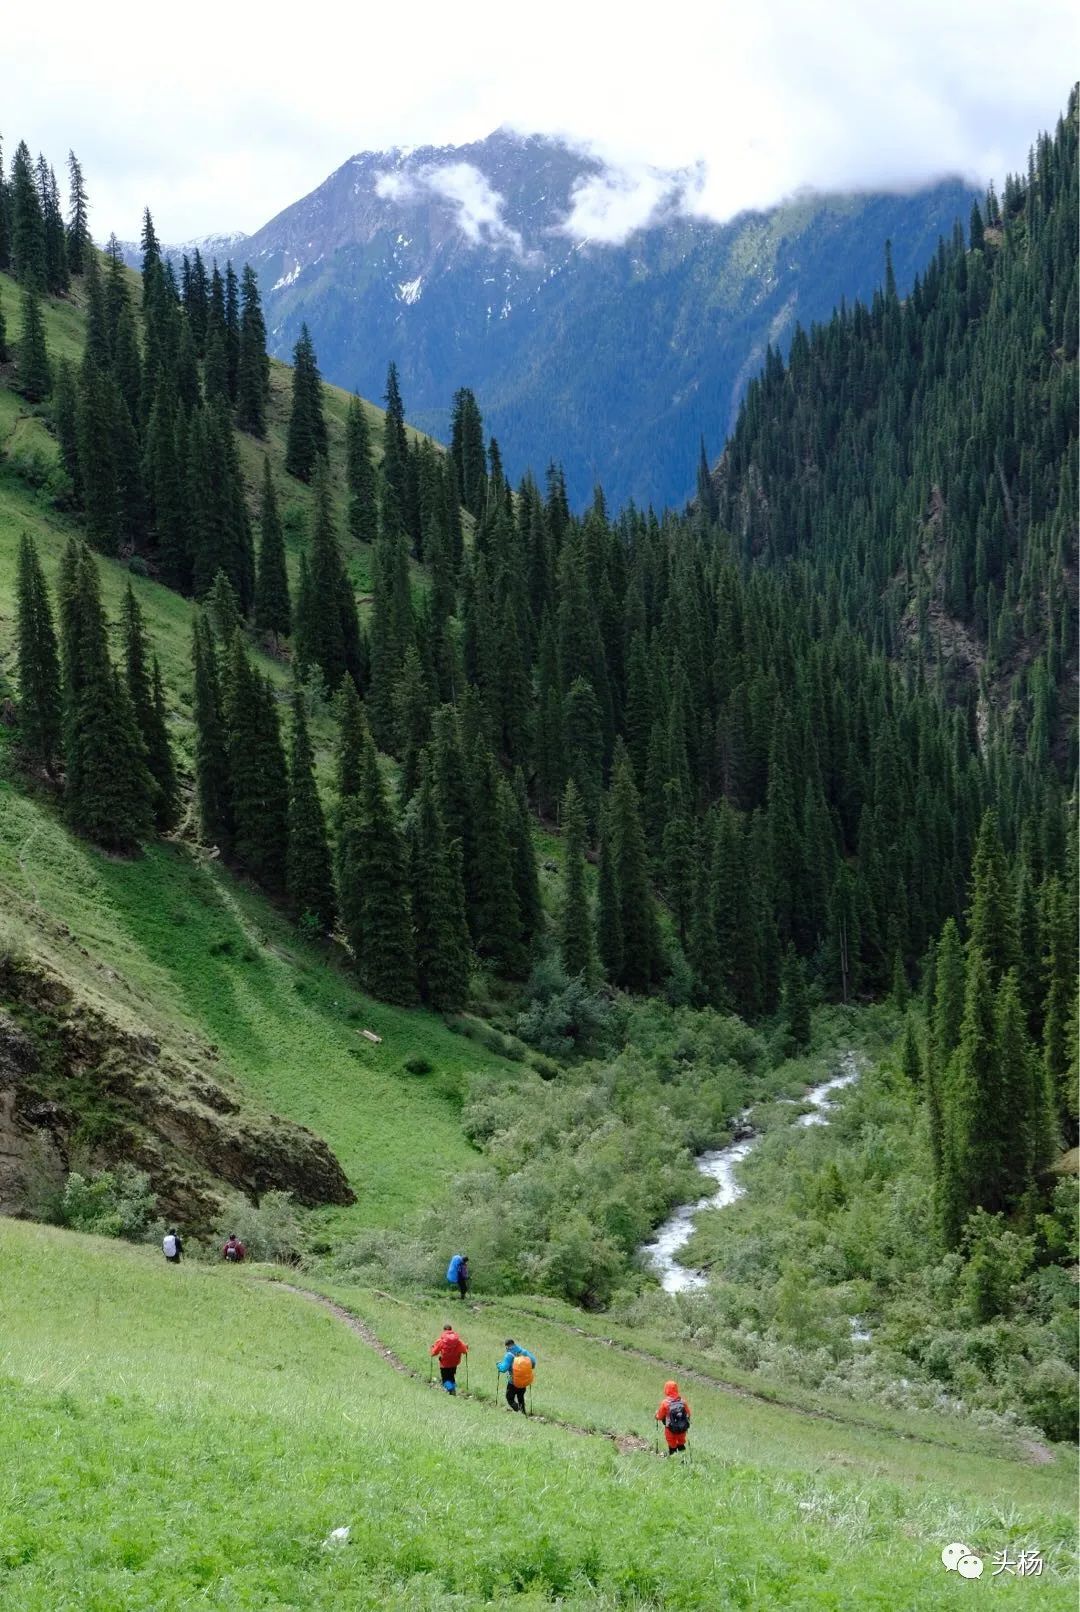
[5,0,1075,244]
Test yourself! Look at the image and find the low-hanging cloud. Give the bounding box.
[3,0,1075,240]
[557,162,708,244]
[375,161,533,259]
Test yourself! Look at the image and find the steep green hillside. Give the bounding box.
[0,1219,1074,1609]
[0,263,506,1231]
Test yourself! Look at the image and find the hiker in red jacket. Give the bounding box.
[656,1379,691,1454]
[430,1324,468,1394]
[221,1233,246,1263]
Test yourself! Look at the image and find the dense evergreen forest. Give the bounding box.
[3,95,1077,1279]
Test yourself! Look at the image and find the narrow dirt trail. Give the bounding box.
[483,1298,1050,1462]
[270,1281,652,1456]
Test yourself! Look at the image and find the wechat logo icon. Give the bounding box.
[942,1542,984,1579]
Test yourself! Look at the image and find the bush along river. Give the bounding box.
[643,1053,861,1294]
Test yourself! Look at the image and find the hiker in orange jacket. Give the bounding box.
[656,1380,691,1454]
[430,1323,468,1394]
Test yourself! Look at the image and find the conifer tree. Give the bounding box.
[286,690,336,933]
[223,262,240,402]
[121,585,177,830]
[66,152,90,275]
[335,675,366,806]
[191,615,232,848]
[395,646,430,802]
[16,283,50,401]
[236,266,269,434]
[345,395,379,545]
[409,768,471,1011]
[608,740,658,991]
[0,287,7,364]
[294,466,360,691]
[60,544,153,850]
[225,639,289,891]
[38,158,68,294]
[10,141,45,287]
[380,361,410,535]
[900,1015,923,1086]
[595,807,623,983]
[467,742,526,976]
[559,779,594,982]
[254,458,291,639]
[940,946,999,1246]
[15,534,62,773]
[336,721,416,1003]
[0,139,10,273]
[284,323,327,480]
[967,811,1017,986]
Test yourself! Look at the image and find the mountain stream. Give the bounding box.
[643,1052,860,1294]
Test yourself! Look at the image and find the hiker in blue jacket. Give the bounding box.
[497,1338,536,1412]
[447,1253,469,1301]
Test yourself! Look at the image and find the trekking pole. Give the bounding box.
[464,1355,469,1393]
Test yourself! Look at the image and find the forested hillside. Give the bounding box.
[0,97,1076,1445]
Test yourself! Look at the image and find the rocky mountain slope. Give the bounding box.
[222,129,976,508]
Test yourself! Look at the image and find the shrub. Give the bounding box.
[212,1191,304,1264]
[403,1054,433,1075]
[58,1165,158,1241]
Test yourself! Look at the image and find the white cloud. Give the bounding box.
[2,0,1074,241]
[375,162,533,258]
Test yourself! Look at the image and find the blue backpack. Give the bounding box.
[447,1255,463,1284]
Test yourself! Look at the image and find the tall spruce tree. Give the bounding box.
[336,721,416,1003]
[345,395,379,544]
[286,690,336,933]
[66,152,90,275]
[225,639,289,892]
[14,534,62,773]
[284,323,327,480]
[16,283,50,401]
[60,543,153,850]
[10,141,45,286]
[254,458,291,639]
[559,778,595,982]
[120,585,178,830]
[191,615,232,848]
[236,265,269,435]
[608,739,659,991]
[409,767,471,1011]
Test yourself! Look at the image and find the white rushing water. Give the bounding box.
[644,1053,860,1294]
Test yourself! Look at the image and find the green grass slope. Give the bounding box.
[0,740,511,1232]
[1,1220,1074,1610]
[0,266,503,1228]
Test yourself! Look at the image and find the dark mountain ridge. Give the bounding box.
[161,129,977,509]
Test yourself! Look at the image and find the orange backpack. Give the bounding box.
[511,1353,534,1388]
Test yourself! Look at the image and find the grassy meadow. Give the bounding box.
[0,1219,1075,1610]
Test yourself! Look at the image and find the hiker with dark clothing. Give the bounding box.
[656,1380,691,1454]
[430,1323,468,1393]
[447,1252,469,1301]
[221,1234,246,1263]
[497,1338,536,1412]
[162,1230,183,1264]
